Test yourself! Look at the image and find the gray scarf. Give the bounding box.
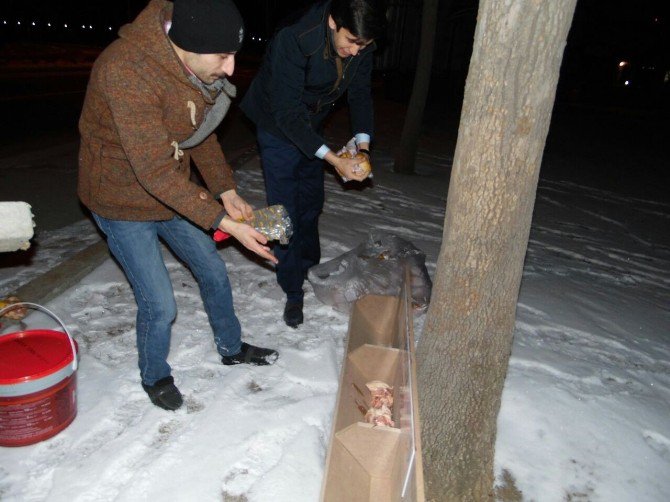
[179,76,237,149]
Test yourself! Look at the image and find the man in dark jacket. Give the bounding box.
[240,0,386,327]
[79,0,279,411]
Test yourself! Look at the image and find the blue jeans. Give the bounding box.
[257,128,325,302]
[92,213,242,386]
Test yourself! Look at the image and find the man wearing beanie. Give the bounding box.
[78,0,278,412]
[240,0,387,328]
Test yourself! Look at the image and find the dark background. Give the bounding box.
[2,0,668,110]
[1,0,669,204]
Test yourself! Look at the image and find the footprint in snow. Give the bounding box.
[151,418,185,447]
[185,394,206,413]
[643,430,670,461]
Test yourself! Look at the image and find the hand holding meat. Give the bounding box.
[221,190,254,221]
[327,153,369,182]
[339,151,372,177]
[219,217,278,264]
[221,189,254,221]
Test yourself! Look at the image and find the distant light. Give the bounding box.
[618,61,627,67]
[47,22,51,27]
[17,21,21,25]
[108,26,112,30]
[32,21,36,26]
[624,80,630,86]
[2,21,6,25]
[89,25,93,29]
[64,23,68,28]
[82,25,85,29]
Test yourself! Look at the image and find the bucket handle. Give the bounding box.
[0,302,78,372]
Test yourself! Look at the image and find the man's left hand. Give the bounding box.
[221,189,254,221]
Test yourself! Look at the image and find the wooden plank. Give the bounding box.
[12,240,109,304]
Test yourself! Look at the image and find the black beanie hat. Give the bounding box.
[169,0,245,54]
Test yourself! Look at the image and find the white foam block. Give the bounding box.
[0,201,35,252]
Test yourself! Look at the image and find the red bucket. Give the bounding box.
[0,303,78,447]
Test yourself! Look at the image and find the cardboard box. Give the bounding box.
[321,276,425,501]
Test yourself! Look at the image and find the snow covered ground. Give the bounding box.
[1,150,669,501]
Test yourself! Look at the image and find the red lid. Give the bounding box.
[0,329,77,385]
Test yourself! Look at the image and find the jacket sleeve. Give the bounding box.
[268,29,327,158]
[346,50,374,140]
[189,132,237,197]
[102,61,224,230]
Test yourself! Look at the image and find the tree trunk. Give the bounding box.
[415,0,577,500]
[393,0,441,174]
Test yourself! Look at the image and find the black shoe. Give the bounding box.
[283,301,304,328]
[221,342,279,366]
[142,376,183,411]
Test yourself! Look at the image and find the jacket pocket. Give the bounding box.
[100,146,137,187]
[96,145,157,211]
[100,144,127,160]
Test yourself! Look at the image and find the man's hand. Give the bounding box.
[324,151,369,182]
[221,189,254,221]
[218,217,278,264]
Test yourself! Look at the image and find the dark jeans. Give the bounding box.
[92,213,242,386]
[257,128,325,302]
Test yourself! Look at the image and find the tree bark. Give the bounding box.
[415,0,577,500]
[393,0,441,174]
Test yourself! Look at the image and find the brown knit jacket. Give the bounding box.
[78,0,236,229]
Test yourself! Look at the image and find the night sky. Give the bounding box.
[1,0,668,109]
[0,0,313,45]
[0,1,667,208]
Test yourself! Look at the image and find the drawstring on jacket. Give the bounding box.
[170,140,183,160]
[169,101,197,159]
[186,100,197,128]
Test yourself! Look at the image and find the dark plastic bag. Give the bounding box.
[307,231,432,313]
